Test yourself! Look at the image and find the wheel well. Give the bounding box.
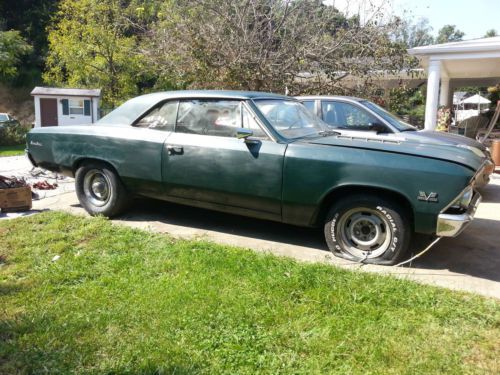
[314,185,415,229]
[73,158,118,176]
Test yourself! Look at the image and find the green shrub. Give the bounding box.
[0,122,29,146]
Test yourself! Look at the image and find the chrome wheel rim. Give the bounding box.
[337,208,392,259]
[83,169,111,207]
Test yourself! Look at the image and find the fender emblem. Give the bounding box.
[417,191,439,202]
[30,141,43,147]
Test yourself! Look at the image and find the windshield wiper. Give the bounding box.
[400,128,417,132]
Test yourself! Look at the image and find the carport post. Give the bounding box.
[424,59,441,130]
[439,77,450,107]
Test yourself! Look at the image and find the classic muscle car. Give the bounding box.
[26,91,487,265]
[297,95,495,187]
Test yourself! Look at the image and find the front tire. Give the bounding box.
[75,162,131,217]
[324,194,411,265]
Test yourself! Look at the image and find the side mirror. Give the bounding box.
[236,128,259,145]
[236,128,253,139]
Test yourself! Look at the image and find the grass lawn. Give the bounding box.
[0,144,25,157]
[0,212,498,374]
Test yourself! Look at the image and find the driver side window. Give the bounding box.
[321,101,378,129]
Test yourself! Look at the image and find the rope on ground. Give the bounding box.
[393,237,442,267]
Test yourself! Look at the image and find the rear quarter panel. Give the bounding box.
[27,125,169,195]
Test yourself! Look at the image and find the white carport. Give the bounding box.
[409,37,500,130]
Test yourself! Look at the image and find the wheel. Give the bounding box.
[75,162,131,217]
[324,194,411,265]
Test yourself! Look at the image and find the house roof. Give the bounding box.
[31,86,101,97]
[408,36,500,56]
[407,37,500,80]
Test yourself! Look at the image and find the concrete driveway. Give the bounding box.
[2,155,500,299]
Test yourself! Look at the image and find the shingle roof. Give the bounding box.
[31,86,101,97]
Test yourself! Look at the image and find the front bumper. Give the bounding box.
[436,192,482,237]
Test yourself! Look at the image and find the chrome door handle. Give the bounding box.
[166,145,184,155]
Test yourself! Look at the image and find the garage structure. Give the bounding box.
[409,37,500,130]
[31,87,101,127]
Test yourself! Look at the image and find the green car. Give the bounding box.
[26,91,486,265]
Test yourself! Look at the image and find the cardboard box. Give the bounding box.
[0,186,32,212]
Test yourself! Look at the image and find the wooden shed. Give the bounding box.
[31,87,101,127]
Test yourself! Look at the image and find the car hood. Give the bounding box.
[402,130,488,151]
[302,132,487,172]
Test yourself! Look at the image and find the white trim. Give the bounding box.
[428,51,500,61]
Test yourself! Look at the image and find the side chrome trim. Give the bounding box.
[436,192,481,237]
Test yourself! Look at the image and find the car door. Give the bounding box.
[162,99,286,220]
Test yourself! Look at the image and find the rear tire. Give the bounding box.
[324,194,411,265]
[75,162,131,217]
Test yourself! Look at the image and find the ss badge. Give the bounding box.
[417,191,439,202]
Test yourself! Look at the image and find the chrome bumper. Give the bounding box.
[436,193,482,237]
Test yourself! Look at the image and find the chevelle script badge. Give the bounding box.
[417,191,438,202]
[30,141,42,147]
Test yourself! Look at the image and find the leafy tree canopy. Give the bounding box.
[44,0,151,106]
[435,24,464,44]
[0,30,32,78]
[393,17,434,48]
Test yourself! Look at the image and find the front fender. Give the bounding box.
[282,143,474,234]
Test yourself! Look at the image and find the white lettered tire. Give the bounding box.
[324,194,411,265]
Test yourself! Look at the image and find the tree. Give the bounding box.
[0,0,59,84]
[393,17,434,48]
[435,25,464,44]
[44,0,149,106]
[484,29,498,37]
[0,30,32,78]
[143,0,416,96]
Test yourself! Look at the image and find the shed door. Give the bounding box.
[40,98,58,127]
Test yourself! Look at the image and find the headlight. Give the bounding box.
[451,186,473,209]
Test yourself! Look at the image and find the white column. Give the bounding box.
[439,77,450,107]
[424,60,441,130]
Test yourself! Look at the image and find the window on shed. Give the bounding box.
[63,99,91,116]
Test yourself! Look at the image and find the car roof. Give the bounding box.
[136,90,293,102]
[296,95,365,102]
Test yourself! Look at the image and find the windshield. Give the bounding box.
[362,100,416,131]
[0,114,8,121]
[254,99,328,139]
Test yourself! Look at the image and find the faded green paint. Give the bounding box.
[26,90,485,236]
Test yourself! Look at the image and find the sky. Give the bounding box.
[327,0,499,39]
